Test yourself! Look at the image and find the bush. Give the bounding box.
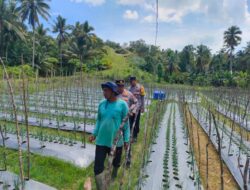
[193,74,210,86]
[68,58,81,70]
[4,64,35,78]
[87,58,112,71]
[167,72,190,84]
[21,64,35,77]
[101,57,112,70]
[115,48,128,54]
[0,68,3,78]
[222,72,237,87]
[210,72,225,87]
[234,71,248,88]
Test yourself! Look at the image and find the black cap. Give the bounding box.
[101,82,119,95]
[115,80,125,86]
[129,76,136,81]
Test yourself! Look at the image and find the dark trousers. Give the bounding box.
[129,110,141,138]
[94,145,123,175]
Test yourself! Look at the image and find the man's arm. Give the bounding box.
[129,92,138,114]
[131,93,138,105]
[92,104,101,137]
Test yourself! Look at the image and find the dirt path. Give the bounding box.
[185,105,239,190]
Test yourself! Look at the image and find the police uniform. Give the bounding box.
[129,77,145,139]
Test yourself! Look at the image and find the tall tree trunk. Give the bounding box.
[0,16,3,57]
[32,27,35,68]
[230,49,233,75]
[5,43,8,62]
[59,42,62,74]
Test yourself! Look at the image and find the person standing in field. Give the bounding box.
[128,76,145,142]
[115,79,138,168]
[89,82,130,190]
[115,79,138,112]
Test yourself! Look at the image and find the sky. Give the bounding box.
[44,0,250,53]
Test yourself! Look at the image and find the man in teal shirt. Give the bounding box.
[89,82,130,190]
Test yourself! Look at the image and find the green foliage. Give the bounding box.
[196,45,211,73]
[209,71,237,87]
[210,72,225,87]
[87,57,112,71]
[234,71,248,88]
[179,45,195,72]
[142,56,154,73]
[100,57,112,70]
[1,147,90,190]
[128,39,149,57]
[157,64,163,82]
[0,0,249,88]
[105,40,121,49]
[99,47,156,82]
[2,64,35,78]
[21,64,35,77]
[224,25,242,73]
[68,58,81,70]
[168,72,189,84]
[43,57,58,71]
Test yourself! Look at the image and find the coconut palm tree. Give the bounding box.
[35,23,49,69]
[18,0,50,68]
[70,21,95,67]
[196,45,211,73]
[224,25,242,74]
[0,0,25,59]
[166,50,179,76]
[52,15,70,72]
[180,45,195,72]
[36,23,48,37]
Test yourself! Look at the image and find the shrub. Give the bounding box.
[4,64,35,78]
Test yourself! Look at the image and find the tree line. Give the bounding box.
[117,25,249,87]
[0,0,107,76]
[0,0,249,87]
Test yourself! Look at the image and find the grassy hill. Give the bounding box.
[99,47,156,82]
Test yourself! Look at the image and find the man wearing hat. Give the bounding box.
[129,76,145,141]
[115,79,138,111]
[89,82,130,190]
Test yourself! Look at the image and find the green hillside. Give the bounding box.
[99,47,156,82]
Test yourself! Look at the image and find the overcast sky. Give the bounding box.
[45,0,250,53]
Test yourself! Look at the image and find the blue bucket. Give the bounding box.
[153,90,166,100]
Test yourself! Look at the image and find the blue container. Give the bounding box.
[153,90,166,100]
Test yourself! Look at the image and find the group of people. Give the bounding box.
[89,76,145,190]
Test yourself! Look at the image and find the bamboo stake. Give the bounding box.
[21,55,31,180]
[211,112,224,190]
[0,57,25,190]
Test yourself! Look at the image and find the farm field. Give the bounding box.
[1,0,250,189]
[0,74,249,190]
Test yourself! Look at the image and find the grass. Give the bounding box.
[108,100,167,189]
[185,104,239,190]
[99,47,156,82]
[0,99,165,190]
[0,148,93,190]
